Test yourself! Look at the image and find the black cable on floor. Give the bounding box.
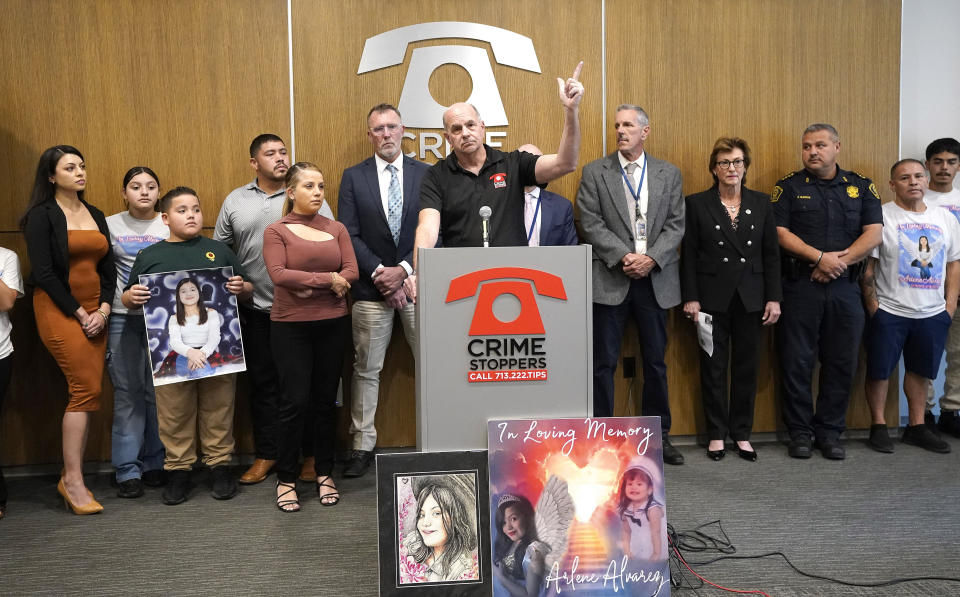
[669,520,960,591]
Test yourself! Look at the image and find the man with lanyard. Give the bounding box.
[215,133,333,484]
[517,144,578,247]
[773,123,882,460]
[577,104,686,465]
[410,62,584,278]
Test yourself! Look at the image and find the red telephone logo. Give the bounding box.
[445,267,566,335]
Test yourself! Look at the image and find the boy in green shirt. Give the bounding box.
[123,187,252,505]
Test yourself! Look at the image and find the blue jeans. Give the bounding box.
[107,314,165,482]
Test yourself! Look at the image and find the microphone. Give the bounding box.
[479,205,492,248]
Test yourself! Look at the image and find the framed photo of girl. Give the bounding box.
[138,266,246,386]
[376,451,492,596]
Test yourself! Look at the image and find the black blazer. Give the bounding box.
[23,199,115,315]
[680,185,781,313]
[337,155,430,302]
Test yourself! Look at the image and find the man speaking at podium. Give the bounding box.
[410,62,585,284]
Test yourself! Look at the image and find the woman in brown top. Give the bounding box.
[21,146,116,514]
[263,162,358,512]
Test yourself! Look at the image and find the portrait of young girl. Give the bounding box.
[164,277,221,378]
[141,267,246,385]
[397,473,480,584]
[613,459,667,563]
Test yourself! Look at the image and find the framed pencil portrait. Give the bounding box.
[376,451,491,596]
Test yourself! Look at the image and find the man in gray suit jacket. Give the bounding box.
[577,104,685,464]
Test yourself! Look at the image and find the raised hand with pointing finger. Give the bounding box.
[558,61,585,110]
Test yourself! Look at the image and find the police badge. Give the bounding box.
[846,185,859,198]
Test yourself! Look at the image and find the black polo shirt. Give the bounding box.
[419,145,539,247]
[771,165,883,253]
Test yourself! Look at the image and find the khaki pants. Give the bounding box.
[349,300,416,451]
[155,373,237,471]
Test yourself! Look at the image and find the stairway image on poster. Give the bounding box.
[488,417,670,596]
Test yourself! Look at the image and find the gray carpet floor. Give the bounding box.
[1,435,959,596]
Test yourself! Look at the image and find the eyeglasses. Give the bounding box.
[716,159,745,170]
[370,123,401,134]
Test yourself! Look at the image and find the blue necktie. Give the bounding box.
[387,164,402,245]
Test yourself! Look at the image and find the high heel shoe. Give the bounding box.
[735,446,758,462]
[57,478,103,515]
[60,468,94,498]
[316,475,340,506]
[276,481,300,513]
[706,448,725,461]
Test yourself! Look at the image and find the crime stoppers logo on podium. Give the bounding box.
[445,267,566,383]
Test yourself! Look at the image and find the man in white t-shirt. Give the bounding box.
[862,159,960,454]
[922,137,960,436]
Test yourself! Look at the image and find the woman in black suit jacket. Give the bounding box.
[681,137,781,462]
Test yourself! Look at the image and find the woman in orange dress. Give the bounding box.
[21,145,115,515]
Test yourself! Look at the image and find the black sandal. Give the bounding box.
[317,475,340,506]
[276,481,300,513]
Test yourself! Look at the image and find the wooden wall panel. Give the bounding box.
[605,0,902,434]
[0,0,288,465]
[291,0,603,204]
[0,0,903,464]
[292,0,605,446]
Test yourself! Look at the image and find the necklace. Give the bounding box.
[717,190,741,230]
[721,201,740,213]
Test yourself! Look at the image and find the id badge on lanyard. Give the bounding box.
[621,155,648,242]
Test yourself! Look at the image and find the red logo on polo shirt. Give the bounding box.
[490,172,507,189]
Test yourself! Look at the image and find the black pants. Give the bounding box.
[239,306,283,460]
[699,294,761,441]
[0,354,13,506]
[778,277,864,441]
[271,316,349,483]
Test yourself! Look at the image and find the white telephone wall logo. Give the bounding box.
[358,22,540,128]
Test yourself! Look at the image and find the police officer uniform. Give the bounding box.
[772,166,882,449]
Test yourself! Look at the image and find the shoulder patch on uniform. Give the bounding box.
[771,186,783,202]
[868,183,880,199]
[776,171,798,183]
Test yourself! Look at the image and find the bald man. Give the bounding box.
[411,62,585,277]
